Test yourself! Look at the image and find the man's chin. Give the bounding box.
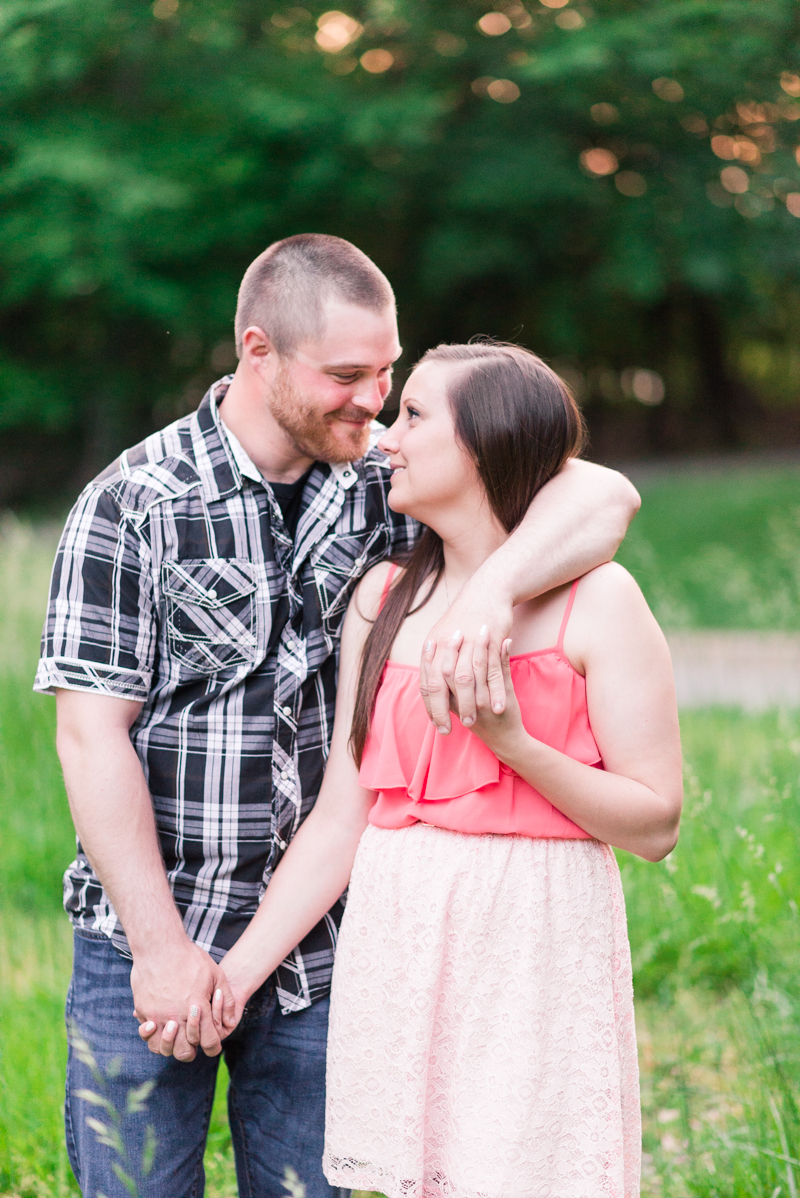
[316,423,371,465]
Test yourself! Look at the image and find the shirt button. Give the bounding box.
[278,839,287,851]
[355,555,366,569]
[343,469,353,479]
[207,589,217,600]
[282,706,292,717]
[281,769,290,780]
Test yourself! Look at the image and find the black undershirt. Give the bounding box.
[269,465,315,539]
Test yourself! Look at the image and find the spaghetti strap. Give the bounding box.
[378,563,399,613]
[556,578,581,651]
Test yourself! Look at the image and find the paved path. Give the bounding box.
[666,632,800,709]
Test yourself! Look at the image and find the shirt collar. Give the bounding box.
[220,419,263,484]
[224,424,359,493]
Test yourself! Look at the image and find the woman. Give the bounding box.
[154,342,682,1198]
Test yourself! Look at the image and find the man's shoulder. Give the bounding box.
[85,413,202,518]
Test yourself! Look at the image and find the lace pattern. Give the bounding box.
[323,824,640,1198]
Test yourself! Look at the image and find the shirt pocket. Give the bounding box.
[161,559,258,677]
[315,525,390,638]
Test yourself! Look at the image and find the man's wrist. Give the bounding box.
[128,921,192,963]
[467,557,515,611]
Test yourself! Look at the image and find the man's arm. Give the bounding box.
[420,459,641,732]
[55,689,233,1060]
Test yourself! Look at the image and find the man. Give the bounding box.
[36,234,640,1198]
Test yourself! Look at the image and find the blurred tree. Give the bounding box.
[2,0,800,499]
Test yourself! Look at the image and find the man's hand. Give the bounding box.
[132,937,237,1061]
[420,573,513,734]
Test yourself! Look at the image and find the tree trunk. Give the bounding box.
[691,297,741,448]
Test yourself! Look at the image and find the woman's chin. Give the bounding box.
[387,489,409,514]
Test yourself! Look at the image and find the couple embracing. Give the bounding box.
[36,234,683,1198]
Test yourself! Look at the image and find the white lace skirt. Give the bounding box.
[323,822,640,1198]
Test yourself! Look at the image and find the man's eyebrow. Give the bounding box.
[324,357,401,371]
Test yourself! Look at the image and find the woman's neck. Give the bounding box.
[438,513,508,595]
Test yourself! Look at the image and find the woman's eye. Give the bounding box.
[406,406,420,420]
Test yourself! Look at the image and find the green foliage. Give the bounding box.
[617,465,800,627]
[621,709,800,997]
[2,0,800,478]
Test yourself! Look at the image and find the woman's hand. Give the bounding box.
[464,629,527,760]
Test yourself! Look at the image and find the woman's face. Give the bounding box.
[377,361,481,524]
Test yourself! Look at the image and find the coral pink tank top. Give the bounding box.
[359,567,598,838]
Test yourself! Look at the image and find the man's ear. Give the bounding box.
[240,326,275,377]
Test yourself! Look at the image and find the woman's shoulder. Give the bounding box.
[575,561,645,608]
[350,560,401,624]
[567,561,666,668]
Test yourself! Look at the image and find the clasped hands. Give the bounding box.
[133,938,241,1061]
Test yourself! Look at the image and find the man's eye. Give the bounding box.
[334,374,359,384]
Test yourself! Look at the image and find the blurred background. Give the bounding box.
[3,2,800,1197]
[4,0,800,505]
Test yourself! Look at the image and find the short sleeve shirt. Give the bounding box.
[35,378,417,1013]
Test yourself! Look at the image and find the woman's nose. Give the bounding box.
[377,421,400,455]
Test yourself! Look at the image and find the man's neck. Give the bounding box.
[218,369,315,485]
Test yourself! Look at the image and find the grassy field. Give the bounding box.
[2,463,800,1197]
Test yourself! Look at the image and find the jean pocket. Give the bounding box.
[162,558,258,677]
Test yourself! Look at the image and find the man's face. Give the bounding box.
[266,298,401,464]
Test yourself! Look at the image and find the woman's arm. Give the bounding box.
[468,563,683,862]
[421,460,641,733]
[212,564,390,1017]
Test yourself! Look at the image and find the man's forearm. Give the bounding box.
[480,459,640,604]
[57,725,184,954]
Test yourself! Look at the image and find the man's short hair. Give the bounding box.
[234,234,395,357]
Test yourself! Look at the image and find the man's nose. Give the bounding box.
[352,376,386,416]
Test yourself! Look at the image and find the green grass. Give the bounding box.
[617,464,800,629]
[2,467,800,1198]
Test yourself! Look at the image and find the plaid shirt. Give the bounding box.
[35,379,416,1013]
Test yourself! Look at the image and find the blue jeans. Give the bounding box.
[65,928,347,1198]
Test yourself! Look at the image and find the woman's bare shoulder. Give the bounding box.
[349,560,400,626]
[564,561,664,671]
[575,561,646,609]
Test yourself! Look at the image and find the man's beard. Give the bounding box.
[267,367,372,464]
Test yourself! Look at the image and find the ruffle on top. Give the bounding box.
[360,652,601,839]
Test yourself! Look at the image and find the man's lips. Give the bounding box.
[330,409,373,426]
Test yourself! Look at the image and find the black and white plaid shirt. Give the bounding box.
[35,379,416,1013]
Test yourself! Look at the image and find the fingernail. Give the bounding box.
[190,1005,199,1018]
[437,726,449,735]
[424,640,433,653]
[142,1021,155,1032]
[462,716,474,727]
[215,989,223,1001]
[165,1021,177,1034]
[479,624,488,636]
[494,703,504,712]
[451,629,462,639]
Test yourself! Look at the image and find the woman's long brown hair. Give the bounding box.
[350,341,586,765]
